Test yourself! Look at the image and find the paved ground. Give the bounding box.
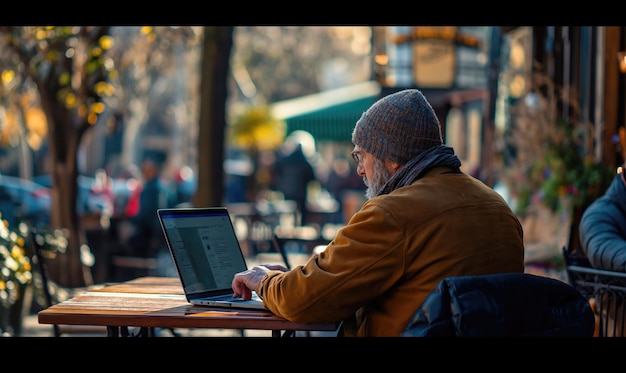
[15,252,339,337]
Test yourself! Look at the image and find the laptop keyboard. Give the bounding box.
[211,294,237,301]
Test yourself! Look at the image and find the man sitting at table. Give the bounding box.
[231,89,525,337]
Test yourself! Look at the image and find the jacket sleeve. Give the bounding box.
[259,201,406,324]
[579,176,626,272]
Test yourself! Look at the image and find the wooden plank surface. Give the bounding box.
[38,276,338,333]
[96,276,184,294]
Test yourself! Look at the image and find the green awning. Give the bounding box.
[272,81,381,144]
[284,95,378,143]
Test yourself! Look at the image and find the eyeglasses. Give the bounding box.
[351,150,362,165]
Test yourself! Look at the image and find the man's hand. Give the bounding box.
[232,265,288,300]
[260,264,289,272]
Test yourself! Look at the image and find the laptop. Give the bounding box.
[157,207,266,310]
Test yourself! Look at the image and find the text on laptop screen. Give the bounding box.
[159,209,248,294]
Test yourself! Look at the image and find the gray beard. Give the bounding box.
[364,158,393,200]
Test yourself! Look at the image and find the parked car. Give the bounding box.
[33,174,114,217]
[0,174,51,226]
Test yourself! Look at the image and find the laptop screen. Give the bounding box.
[157,207,248,298]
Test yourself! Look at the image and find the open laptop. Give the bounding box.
[157,207,266,310]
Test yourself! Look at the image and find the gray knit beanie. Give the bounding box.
[352,89,443,165]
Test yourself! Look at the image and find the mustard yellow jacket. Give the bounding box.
[257,166,525,337]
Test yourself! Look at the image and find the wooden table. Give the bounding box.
[37,276,339,337]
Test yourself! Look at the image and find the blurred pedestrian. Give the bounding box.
[325,156,366,224]
[92,168,115,218]
[121,154,169,257]
[224,149,254,204]
[271,131,317,225]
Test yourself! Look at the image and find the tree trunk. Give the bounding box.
[194,26,234,208]
[35,72,88,288]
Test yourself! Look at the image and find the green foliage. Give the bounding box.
[506,119,612,215]
[500,72,613,216]
[0,217,75,335]
[533,119,613,212]
[0,220,32,311]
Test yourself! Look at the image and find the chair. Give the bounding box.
[401,272,595,337]
[273,227,330,256]
[108,224,165,282]
[109,252,159,282]
[562,246,626,337]
[30,228,108,337]
[32,229,181,337]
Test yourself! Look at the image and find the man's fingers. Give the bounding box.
[241,288,252,300]
[232,276,245,297]
[232,275,253,300]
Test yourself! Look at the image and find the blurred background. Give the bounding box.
[1,26,625,335]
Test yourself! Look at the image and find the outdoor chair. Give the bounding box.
[109,250,159,282]
[30,227,108,337]
[562,246,626,337]
[401,272,595,337]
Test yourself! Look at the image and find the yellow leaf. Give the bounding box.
[1,70,15,85]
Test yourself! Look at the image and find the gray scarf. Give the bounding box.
[376,145,461,196]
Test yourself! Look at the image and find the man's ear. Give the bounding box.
[384,160,402,174]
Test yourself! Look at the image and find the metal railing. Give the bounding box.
[563,247,626,337]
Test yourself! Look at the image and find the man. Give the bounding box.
[232,89,525,337]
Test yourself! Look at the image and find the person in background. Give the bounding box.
[271,132,317,226]
[123,154,169,257]
[232,89,525,337]
[324,156,366,224]
[578,163,626,336]
[579,164,626,272]
[92,168,115,218]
